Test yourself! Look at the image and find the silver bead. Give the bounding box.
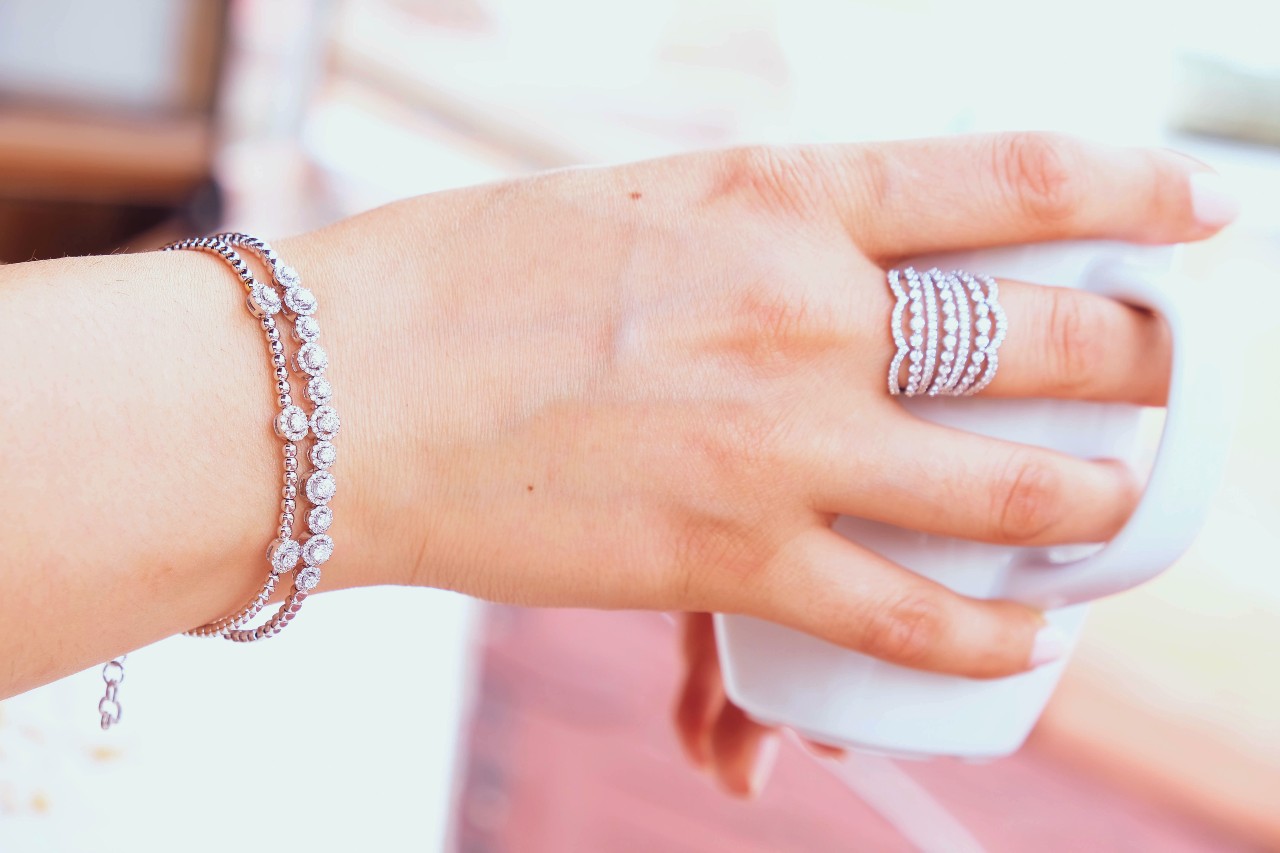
[283,485,297,500]
[278,393,293,408]
[269,340,284,356]
[271,353,286,369]
[284,471,299,486]
[275,366,289,381]
[283,443,297,458]
[283,456,298,472]
[275,379,291,395]
[281,498,296,513]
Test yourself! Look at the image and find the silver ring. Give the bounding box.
[886,266,1007,398]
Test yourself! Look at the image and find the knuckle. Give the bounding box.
[995,132,1082,225]
[993,452,1065,543]
[666,510,774,606]
[862,594,947,666]
[713,145,829,219]
[732,281,829,371]
[850,145,892,212]
[713,401,790,478]
[1046,288,1106,393]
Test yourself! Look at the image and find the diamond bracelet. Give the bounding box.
[95,233,339,729]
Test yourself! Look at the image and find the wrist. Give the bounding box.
[275,199,455,591]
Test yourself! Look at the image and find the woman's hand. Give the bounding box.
[287,132,1232,781]
[0,133,1234,706]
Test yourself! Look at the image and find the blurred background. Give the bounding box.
[1,0,1278,850]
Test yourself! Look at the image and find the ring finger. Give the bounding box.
[981,278,1171,405]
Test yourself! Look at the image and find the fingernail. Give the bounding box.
[1028,624,1070,668]
[747,735,781,799]
[1189,172,1241,228]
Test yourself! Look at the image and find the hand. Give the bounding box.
[289,131,1231,748]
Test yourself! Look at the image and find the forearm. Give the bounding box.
[0,219,418,698]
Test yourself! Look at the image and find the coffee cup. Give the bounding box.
[715,240,1238,759]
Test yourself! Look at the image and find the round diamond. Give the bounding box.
[909,350,923,363]
[310,440,337,469]
[976,317,992,334]
[975,335,991,349]
[940,351,955,363]
[295,342,328,376]
[909,316,925,332]
[268,538,301,574]
[302,534,334,566]
[284,286,318,316]
[974,351,987,364]
[274,405,309,441]
[296,565,321,591]
[910,301,923,315]
[308,505,333,534]
[976,303,990,317]
[306,470,337,504]
[275,265,301,288]
[307,376,333,404]
[909,334,923,347]
[248,283,282,317]
[294,316,320,342]
[943,317,959,333]
[310,405,340,440]
[942,334,957,350]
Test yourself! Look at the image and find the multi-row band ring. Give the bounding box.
[887,266,1008,397]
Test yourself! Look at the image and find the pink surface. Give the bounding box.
[454,607,1253,852]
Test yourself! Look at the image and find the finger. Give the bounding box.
[811,414,1140,547]
[708,701,781,799]
[673,613,726,771]
[984,279,1171,405]
[824,133,1238,258]
[733,527,1063,679]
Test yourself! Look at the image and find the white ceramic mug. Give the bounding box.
[715,240,1239,760]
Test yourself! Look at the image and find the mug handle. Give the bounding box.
[1002,257,1239,610]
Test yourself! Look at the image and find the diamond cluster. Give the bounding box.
[272,262,339,592]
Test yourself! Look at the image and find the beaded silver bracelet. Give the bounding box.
[96,233,337,729]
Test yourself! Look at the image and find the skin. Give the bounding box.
[0,132,1233,796]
